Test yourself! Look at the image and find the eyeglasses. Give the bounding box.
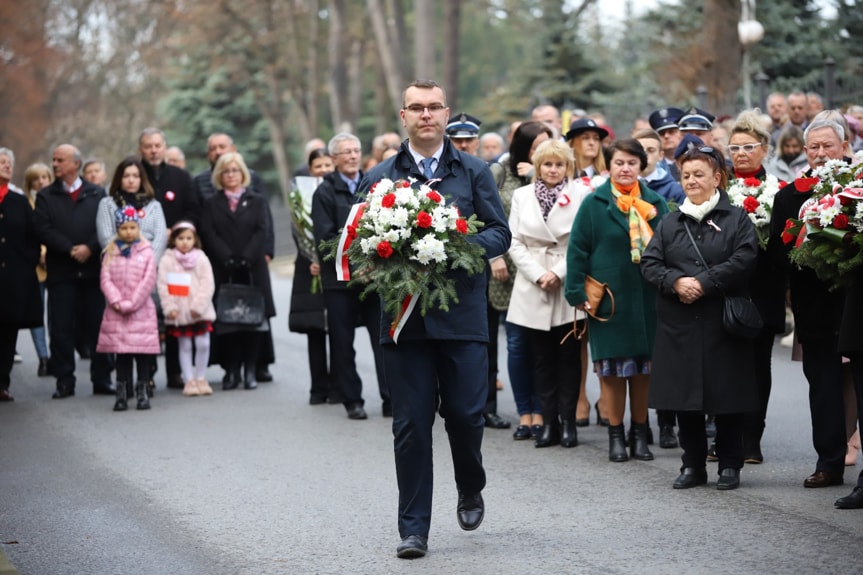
[728,143,763,154]
[333,148,362,156]
[222,168,243,175]
[679,146,720,162]
[403,103,447,114]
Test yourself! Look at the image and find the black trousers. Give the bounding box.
[742,328,775,438]
[47,279,112,391]
[527,324,581,424]
[116,354,155,384]
[485,303,500,415]
[323,289,387,407]
[307,330,331,399]
[0,327,18,390]
[678,411,744,471]
[801,341,847,474]
[848,355,863,488]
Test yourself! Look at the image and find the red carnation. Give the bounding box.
[381,193,396,208]
[347,225,357,240]
[839,195,854,206]
[455,219,468,234]
[426,191,442,203]
[742,196,760,213]
[416,211,433,228]
[779,180,788,189]
[833,213,850,230]
[743,177,761,188]
[399,180,410,188]
[370,182,378,193]
[376,240,394,259]
[794,177,819,192]
[781,219,796,244]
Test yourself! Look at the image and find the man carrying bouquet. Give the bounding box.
[358,80,511,559]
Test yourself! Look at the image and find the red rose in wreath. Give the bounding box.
[833,213,849,230]
[377,240,394,259]
[416,211,433,228]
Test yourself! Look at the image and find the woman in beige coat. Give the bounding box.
[507,140,589,448]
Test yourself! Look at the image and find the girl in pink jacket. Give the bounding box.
[157,221,216,397]
[97,206,160,411]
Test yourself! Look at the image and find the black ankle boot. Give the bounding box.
[223,366,240,390]
[243,362,257,390]
[135,381,150,410]
[113,380,128,412]
[631,422,654,460]
[535,422,560,448]
[609,424,628,462]
[560,419,578,448]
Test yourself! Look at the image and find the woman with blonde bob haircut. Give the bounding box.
[211,152,251,190]
[506,138,590,448]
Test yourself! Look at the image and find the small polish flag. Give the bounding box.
[166,272,191,296]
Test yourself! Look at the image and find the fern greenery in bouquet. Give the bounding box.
[324,177,487,335]
[782,155,863,288]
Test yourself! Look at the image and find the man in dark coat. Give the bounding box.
[312,132,388,420]
[0,161,42,401]
[194,132,276,382]
[769,118,848,489]
[358,80,511,559]
[139,127,200,390]
[34,144,114,398]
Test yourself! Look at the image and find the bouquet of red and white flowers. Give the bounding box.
[726,174,783,249]
[783,155,863,288]
[327,177,486,339]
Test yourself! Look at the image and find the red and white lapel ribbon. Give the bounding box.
[335,201,367,282]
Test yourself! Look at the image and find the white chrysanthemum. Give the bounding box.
[382,230,401,243]
[818,204,841,226]
[360,236,380,255]
[390,206,410,228]
[411,236,448,265]
[373,209,395,232]
[431,206,451,232]
[371,179,394,196]
[394,187,419,208]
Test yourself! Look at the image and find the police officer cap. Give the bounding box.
[673,134,706,160]
[564,117,609,141]
[446,113,481,139]
[648,107,685,133]
[678,107,715,132]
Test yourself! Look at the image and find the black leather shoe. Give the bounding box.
[530,424,543,439]
[347,404,368,420]
[630,423,654,461]
[396,535,428,559]
[222,370,240,391]
[834,486,863,509]
[535,423,560,448]
[717,468,741,490]
[255,368,273,383]
[456,492,484,531]
[512,425,532,440]
[0,389,14,402]
[673,467,708,489]
[484,413,511,429]
[560,420,578,448]
[52,386,75,399]
[803,470,843,488]
[659,424,679,448]
[243,369,258,390]
[608,424,629,462]
[92,383,116,396]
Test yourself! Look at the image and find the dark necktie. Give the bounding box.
[422,158,435,180]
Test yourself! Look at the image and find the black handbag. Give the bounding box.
[683,221,763,338]
[216,279,265,326]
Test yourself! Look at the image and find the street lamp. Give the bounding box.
[739,0,765,109]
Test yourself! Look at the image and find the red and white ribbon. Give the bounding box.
[335,202,367,282]
[390,293,420,344]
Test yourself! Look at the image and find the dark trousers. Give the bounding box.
[485,303,500,414]
[47,279,112,391]
[164,334,180,380]
[801,342,846,474]
[323,289,387,407]
[0,327,18,390]
[742,328,775,438]
[848,355,863,488]
[116,354,155,384]
[527,324,581,423]
[218,331,261,370]
[384,340,487,539]
[678,411,744,471]
[307,330,331,399]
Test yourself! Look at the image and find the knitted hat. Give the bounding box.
[115,205,140,228]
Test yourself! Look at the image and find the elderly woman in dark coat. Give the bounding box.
[200,152,275,391]
[0,179,43,401]
[641,146,759,491]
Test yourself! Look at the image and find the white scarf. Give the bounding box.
[678,190,720,222]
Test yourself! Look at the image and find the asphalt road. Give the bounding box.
[1,269,862,575]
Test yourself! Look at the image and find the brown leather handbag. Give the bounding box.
[561,275,616,342]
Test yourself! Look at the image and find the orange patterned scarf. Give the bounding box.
[611,181,657,263]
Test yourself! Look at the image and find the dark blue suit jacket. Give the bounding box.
[359,139,511,343]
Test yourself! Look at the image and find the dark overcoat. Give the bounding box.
[0,192,42,328]
[640,194,760,414]
[564,179,669,361]
[288,247,326,334]
[199,190,275,318]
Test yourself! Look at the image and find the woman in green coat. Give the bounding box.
[565,139,669,462]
